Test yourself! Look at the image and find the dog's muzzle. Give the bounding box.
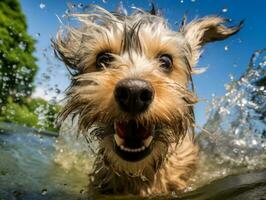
[113,78,155,161]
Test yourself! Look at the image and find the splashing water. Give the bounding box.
[53,116,95,172]
[189,49,266,189]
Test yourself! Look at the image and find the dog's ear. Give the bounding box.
[181,17,243,66]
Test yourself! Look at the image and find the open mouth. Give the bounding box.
[113,120,154,161]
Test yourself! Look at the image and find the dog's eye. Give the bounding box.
[96,52,113,70]
[159,54,173,72]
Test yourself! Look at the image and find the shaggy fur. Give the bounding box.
[52,5,242,195]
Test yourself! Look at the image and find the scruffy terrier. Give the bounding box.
[52,5,241,195]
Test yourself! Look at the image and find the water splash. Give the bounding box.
[190,49,266,189]
[53,116,94,172]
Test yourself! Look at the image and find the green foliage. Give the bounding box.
[0,0,60,132]
[1,97,39,128]
[0,0,37,104]
[0,97,60,132]
[24,98,61,131]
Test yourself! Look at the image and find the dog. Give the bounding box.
[52,5,242,195]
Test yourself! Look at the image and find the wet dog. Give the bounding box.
[52,5,241,195]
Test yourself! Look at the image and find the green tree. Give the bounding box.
[0,0,37,105]
[0,97,61,132]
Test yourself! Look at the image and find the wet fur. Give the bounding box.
[52,5,242,195]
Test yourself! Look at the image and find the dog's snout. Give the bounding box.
[114,78,154,114]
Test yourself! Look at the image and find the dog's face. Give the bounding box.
[53,6,241,176]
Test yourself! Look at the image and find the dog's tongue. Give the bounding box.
[116,120,151,139]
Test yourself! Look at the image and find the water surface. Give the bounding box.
[0,122,266,200]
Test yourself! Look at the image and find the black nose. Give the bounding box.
[114,78,154,114]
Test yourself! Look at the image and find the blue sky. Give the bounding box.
[20,0,266,126]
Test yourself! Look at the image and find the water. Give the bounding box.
[0,123,266,200]
[189,49,266,190]
[0,122,88,200]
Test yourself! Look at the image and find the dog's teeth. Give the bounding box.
[143,136,153,147]
[114,134,124,146]
[119,145,146,153]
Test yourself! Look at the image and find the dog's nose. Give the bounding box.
[114,78,154,114]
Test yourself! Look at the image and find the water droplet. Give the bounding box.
[55,88,61,94]
[224,45,229,51]
[41,189,47,195]
[78,3,83,8]
[229,74,234,81]
[102,0,108,3]
[191,0,196,2]
[116,1,128,15]
[67,2,76,9]
[180,0,184,3]
[40,3,46,9]
[233,148,238,153]
[65,9,71,16]
[241,98,247,105]
[36,33,41,37]
[252,139,258,145]
[19,42,26,50]
[233,63,238,68]
[222,7,228,13]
